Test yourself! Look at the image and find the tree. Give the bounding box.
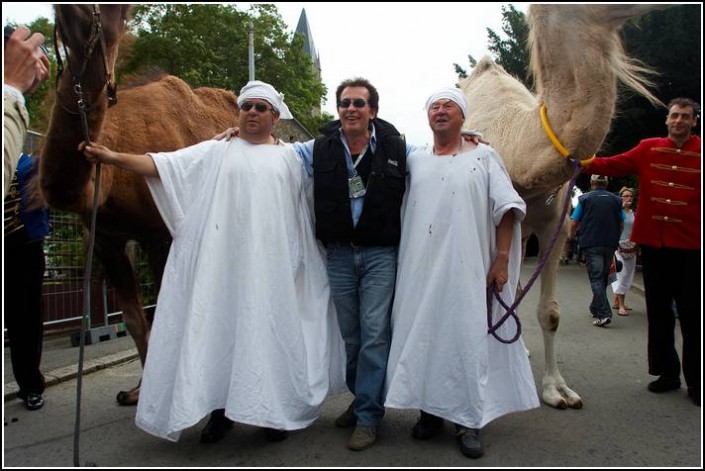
[454,5,531,91]
[124,4,327,132]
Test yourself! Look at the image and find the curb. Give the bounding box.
[4,350,139,402]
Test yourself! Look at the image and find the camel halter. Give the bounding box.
[540,105,595,167]
[54,4,118,123]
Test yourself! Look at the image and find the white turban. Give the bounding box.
[425,87,468,118]
[237,80,293,119]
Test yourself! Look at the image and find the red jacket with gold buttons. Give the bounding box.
[585,135,701,249]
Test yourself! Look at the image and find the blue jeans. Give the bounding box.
[326,244,397,427]
[583,246,614,320]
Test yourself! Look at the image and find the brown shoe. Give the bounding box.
[335,402,356,428]
[348,426,377,451]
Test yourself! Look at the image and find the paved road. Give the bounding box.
[3,260,701,467]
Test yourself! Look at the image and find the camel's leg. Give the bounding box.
[94,232,150,405]
[534,219,583,409]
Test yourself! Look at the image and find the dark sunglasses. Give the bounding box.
[338,98,367,109]
[241,101,273,112]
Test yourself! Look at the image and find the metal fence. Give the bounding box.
[41,210,157,332]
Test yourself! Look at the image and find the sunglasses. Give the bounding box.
[338,98,367,109]
[241,101,273,112]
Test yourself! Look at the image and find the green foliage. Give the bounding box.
[455,5,530,90]
[486,5,532,91]
[124,4,326,133]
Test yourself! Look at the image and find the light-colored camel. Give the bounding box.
[39,5,239,404]
[460,4,665,409]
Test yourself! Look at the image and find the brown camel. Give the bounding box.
[460,5,666,408]
[40,5,239,404]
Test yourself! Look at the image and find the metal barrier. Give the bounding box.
[42,211,157,333]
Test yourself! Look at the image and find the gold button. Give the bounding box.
[676,149,681,153]
[664,216,669,221]
[669,182,674,186]
[672,165,678,169]
[666,199,671,203]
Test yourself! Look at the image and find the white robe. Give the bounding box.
[385,144,539,429]
[135,138,345,441]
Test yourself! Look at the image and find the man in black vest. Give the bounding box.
[568,175,624,327]
[302,78,407,451]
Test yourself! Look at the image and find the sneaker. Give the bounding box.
[593,317,611,327]
[264,428,289,442]
[456,426,484,459]
[647,376,681,393]
[23,393,44,411]
[335,402,356,428]
[200,409,234,443]
[347,426,377,451]
[412,411,443,439]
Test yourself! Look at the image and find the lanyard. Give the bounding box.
[352,145,369,169]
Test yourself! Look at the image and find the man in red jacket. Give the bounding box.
[585,97,701,406]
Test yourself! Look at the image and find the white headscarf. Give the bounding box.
[425,87,468,118]
[237,80,293,119]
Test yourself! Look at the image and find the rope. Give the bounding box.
[67,5,104,467]
[487,159,582,343]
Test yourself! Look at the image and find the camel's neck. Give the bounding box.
[40,68,109,212]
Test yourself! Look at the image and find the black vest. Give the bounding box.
[312,118,407,246]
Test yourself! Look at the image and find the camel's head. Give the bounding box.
[54,5,129,88]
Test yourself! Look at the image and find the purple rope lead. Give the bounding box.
[487,160,582,343]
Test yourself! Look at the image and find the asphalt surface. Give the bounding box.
[3,259,701,467]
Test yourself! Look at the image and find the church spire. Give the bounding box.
[295,8,320,73]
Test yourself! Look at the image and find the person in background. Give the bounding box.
[611,187,637,316]
[4,25,50,197]
[4,153,50,410]
[568,174,624,327]
[384,88,539,459]
[584,97,701,406]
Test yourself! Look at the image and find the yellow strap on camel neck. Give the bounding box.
[540,105,595,167]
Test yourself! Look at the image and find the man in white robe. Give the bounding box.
[384,88,539,459]
[80,81,345,443]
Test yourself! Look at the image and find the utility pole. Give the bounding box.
[248,21,255,81]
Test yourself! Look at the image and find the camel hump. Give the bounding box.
[468,56,506,80]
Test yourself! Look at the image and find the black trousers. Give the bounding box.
[4,230,46,397]
[640,245,701,390]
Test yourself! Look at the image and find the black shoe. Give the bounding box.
[688,387,701,407]
[23,393,44,411]
[264,428,289,442]
[647,376,681,393]
[412,411,443,439]
[200,410,234,443]
[456,426,484,459]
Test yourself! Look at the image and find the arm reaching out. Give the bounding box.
[79,141,159,178]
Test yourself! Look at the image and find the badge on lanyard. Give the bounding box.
[348,173,366,198]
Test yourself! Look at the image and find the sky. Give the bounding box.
[3,2,528,146]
